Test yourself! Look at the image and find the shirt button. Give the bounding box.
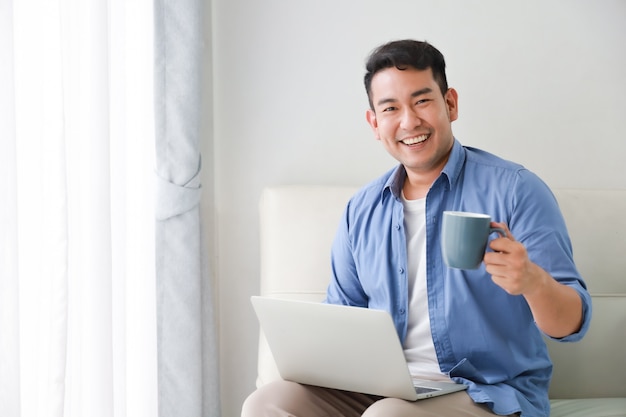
[398,267,405,274]
[394,223,401,230]
[399,308,406,315]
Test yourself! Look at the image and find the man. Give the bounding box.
[242,39,591,417]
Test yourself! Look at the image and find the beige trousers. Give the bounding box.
[241,380,518,417]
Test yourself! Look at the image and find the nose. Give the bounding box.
[400,107,421,131]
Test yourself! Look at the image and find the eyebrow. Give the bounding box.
[375,87,434,107]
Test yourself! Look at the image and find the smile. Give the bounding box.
[400,134,429,145]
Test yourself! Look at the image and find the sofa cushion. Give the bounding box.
[547,190,626,399]
[258,186,357,301]
[550,398,626,417]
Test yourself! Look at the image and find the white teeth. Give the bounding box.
[402,134,428,145]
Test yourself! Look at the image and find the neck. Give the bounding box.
[402,172,435,200]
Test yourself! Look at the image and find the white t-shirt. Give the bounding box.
[401,193,451,382]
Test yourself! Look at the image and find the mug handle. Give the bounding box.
[489,227,507,238]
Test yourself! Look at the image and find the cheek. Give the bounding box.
[376,118,398,138]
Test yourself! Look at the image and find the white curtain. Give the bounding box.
[0,1,158,416]
[154,0,220,417]
[153,0,221,415]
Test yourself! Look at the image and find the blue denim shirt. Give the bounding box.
[325,139,592,416]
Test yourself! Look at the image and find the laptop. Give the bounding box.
[251,296,468,401]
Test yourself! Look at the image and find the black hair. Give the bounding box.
[364,39,449,109]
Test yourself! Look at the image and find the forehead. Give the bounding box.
[370,67,437,98]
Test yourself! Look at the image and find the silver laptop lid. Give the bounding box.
[251,296,424,400]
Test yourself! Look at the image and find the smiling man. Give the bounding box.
[365,65,458,200]
[242,39,591,417]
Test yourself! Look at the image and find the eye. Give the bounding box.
[415,98,431,105]
[381,106,397,112]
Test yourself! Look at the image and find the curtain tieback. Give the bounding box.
[155,168,201,221]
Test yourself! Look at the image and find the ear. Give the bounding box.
[366,109,380,139]
[445,88,459,122]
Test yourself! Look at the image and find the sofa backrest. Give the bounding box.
[257,186,357,387]
[256,186,626,399]
[545,190,626,398]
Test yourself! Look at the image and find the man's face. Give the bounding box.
[366,67,458,178]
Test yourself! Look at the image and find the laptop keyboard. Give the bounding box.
[414,386,439,394]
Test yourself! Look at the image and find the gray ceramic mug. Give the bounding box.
[441,211,506,270]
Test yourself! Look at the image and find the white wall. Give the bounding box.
[208,1,626,415]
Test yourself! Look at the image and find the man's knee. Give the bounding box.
[361,397,411,417]
[241,380,305,417]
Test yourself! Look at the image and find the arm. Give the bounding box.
[484,223,583,338]
[324,203,368,307]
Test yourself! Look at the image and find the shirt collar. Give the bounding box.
[382,166,406,202]
[440,139,466,189]
[380,138,466,200]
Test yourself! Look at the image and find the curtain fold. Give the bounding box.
[153,0,220,416]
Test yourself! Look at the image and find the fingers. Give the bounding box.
[490,221,514,241]
[483,227,533,295]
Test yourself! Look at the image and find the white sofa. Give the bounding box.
[255,186,626,416]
